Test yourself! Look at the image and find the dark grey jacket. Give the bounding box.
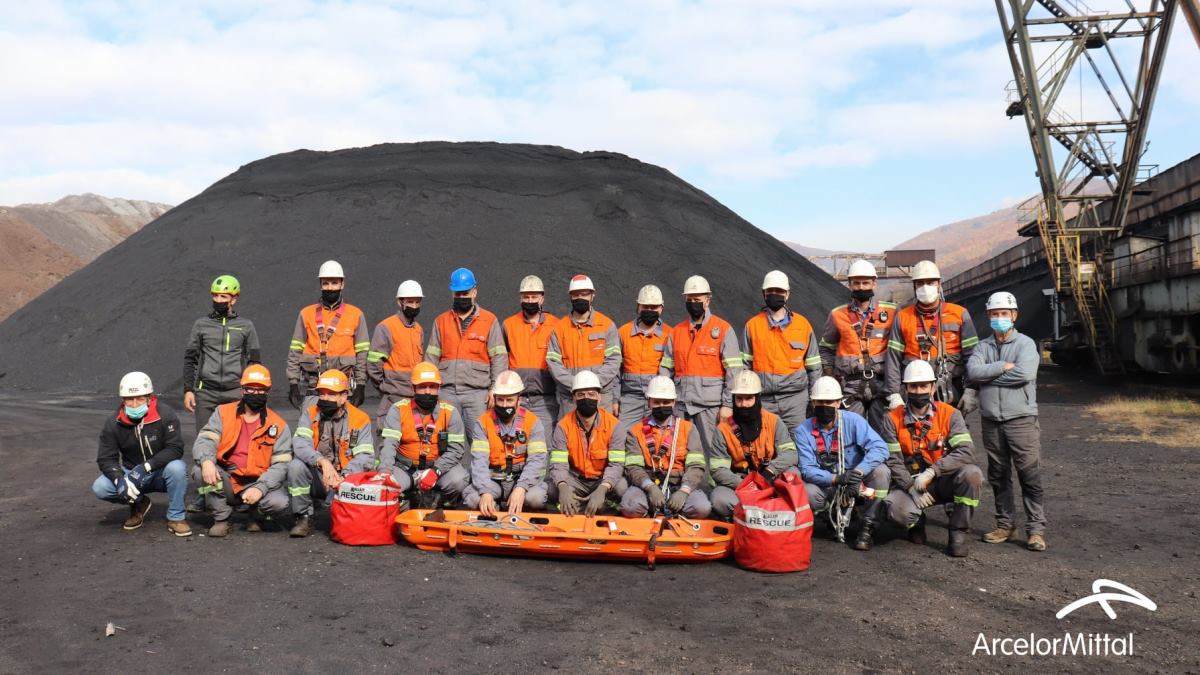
[183,312,260,393]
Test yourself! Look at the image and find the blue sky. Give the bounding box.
[2,1,1198,250]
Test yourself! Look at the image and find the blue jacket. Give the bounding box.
[795,410,889,488]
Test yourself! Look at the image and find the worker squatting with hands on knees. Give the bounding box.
[619,375,711,519]
[461,370,550,515]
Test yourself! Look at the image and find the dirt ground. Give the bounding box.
[1,368,1197,673]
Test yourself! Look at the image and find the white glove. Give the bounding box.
[913,468,936,492]
[958,388,979,415]
[909,486,935,509]
[887,393,905,410]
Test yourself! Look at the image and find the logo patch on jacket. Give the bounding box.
[878,310,888,322]
[268,425,278,438]
[711,327,720,339]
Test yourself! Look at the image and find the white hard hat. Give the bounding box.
[761,270,789,291]
[571,370,602,392]
[683,275,711,295]
[847,259,878,279]
[519,275,545,293]
[637,284,664,305]
[986,291,1018,311]
[730,370,763,396]
[396,280,423,298]
[119,371,153,397]
[810,376,843,402]
[318,260,345,279]
[645,375,677,400]
[568,274,595,292]
[491,370,525,396]
[912,260,941,282]
[902,359,937,384]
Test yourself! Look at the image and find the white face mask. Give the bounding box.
[915,283,940,304]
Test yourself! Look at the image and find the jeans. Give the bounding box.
[91,459,188,521]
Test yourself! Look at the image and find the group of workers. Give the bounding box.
[93,258,1047,558]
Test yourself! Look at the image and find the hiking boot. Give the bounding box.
[167,520,193,537]
[982,527,1016,544]
[207,520,231,538]
[853,522,874,551]
[907,514,926,545]
[289,514,313,538]
[948,530,968,557]
[245,519,263,533]
[1027,534,1047,552]
[124,495,152,530]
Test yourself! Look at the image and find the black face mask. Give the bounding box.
[764,294,787,311]
[452,297,473,313]
[685,300,706,320]
[638,310,660,326]
[814,405,838,426]
[402,306,420,320]
[241,393,268,412]
[212,301,230,317]
[732,399,763,442]
[321,289,341,306]
[521,302,541,317]
[574,399,599,417]
[907,394,931,409]
[317,399,340,418]
[495,405,517,422]
[571,298,591,315]
[850,289,874,302]
[413,393,439,412]
[650,405,673,423]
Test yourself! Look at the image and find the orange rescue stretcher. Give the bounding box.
[395,510,732,568]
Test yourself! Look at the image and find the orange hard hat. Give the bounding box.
[411,361,442,386]
[240,364,272,388]
[315,369,350,393]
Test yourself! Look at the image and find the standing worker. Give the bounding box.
[884,260,979,414]
[546,274,621,416]
[819,260,897,430]
[367,280,425,428]
[742,270,823,432]
[286,261,370,409]
[616,284,674,434]
[461,370,549,515]
[966,291,1046,552]
[620,376,711,519]
[425,267,508,439]
[671,275,743,454]
[502,275,560,427]
[546,371,628,516]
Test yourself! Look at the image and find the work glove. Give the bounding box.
[887,393,905,410]
[558,483,580,516]
[913,468,936,492]
[842,468,864,498]
[127,462,154,490]
[114,475,141,504]
[829,472,842,485]
[667,488,690,513]
[415,468,439,492]
[289,383,304,409]
[645,484,666,510]
[584,484,609,516]
[909,486,936,509]
[349,385,365,407]
[958,388,979,416]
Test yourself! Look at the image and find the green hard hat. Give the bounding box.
[210,275,241,295]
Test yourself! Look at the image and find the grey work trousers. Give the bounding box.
[760,392,808,435]
[522,393,559,433]
[462,476,549,511]
[981,415,1046,535]
[387,464,469,504]
[884,465,984,532]
[545,474,628,511]
[620,483,712,519]
[805,464,890,524]
[192,465,289,522]
[439,386,489,469]
[675,404,720,459]
[189,387,241,509]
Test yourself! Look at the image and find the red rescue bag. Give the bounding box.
[331,471,404,546]
[732,472,813,573]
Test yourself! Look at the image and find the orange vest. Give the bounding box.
[744,312,814,375]
[895,303,967,360]
[395,400,456,465]
[298,303,365,357]
[558,409,620,479]
[306,403,371,469]
[829,302,896,359]
[619,321,668,375]
[378,315,424,373]
[888,403,954,471]
[214,403,288,492]
[716,411,781,471]
[504,312,558,370]
[672,315,732,377]
[434,309,498,364]
[555,311,616,368]
[632,418,694,475]
[479,408,539,470]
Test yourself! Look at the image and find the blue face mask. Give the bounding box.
[124,403,149,419]
[990,317,1014,334]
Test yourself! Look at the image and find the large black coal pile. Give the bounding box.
[0,142,846,396]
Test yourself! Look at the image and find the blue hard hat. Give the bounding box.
[449,267,477,292]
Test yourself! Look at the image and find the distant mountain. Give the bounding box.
[0,194,171,319]
[891,204,1028,279]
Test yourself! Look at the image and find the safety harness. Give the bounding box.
[903,406,946,475]
[915,303,952,403]
[411,402,447,472]
[813,413,854,542]
[849,300,879,381]
[643,419,680,485]
[314,302,346,369]
[489,409,528,481]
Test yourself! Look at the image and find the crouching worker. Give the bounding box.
[462,370,549,515]
[621,376,711,519]
[546,371,627,516]
[882,360,983,557]
[192,365,293,537]
[378,361,469,506]
[92,371,191,536]
[287,369,375,537]
[796,376,889,551]
[709,371,798,520]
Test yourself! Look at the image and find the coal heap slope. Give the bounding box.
[0,142,845,395]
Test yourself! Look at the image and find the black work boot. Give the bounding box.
[289,514,313,538]
[853,521,874,551]
[948,529,969,557]
[907,513,927,545]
